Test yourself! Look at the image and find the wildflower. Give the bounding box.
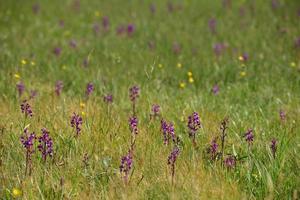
[150,104,160,119]
[270,138,277,158]
[81,111,86,116]
[55,81,63,96]
[177,63,182,68]
[188,77,194,83]
[290,62,296,67]
[30,61,36,66]
[14,73,21,79]
[12,188,22,198]
[279,109,286,121]
[21,59,27,65]
[20,128,36,175]
[94,11,100,17]
[187,112,201,145]
[220,117,229,161]
[238,53,248,62]
[120,150,133,183]
[212,84,219,95]
[38,128,53,162]
[208,18,216,34]
[208,137,218,160]
[224,155,236,169]
[70,112,83,136]
[86,82,94,96]
[161,119,169,144]
[116,25,126,35]
[80,102,85,109]
[16,82,25,97]
[161,119,176,145]
[53,47,62,56]
[244,128,254,144]
[167,146,180,184]
[179,82,185,89]
[102,16,110,32]
[240,71,246,77]
[213,43,226,56]
[129,116,138,135]
[103,94,113,103]
[158,63,163,68]
[69,39,77,48]
[20,100,33,117]
[187,71,192,77]
[29,90,38,99]
[127,24,135,36]
[93,23,100,35]
[129,85,140,115]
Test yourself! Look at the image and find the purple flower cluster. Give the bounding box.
[70,112,83,136]
[127,24,135,36]
[244,128,254,144]
[38,128,53,162]
[279,109,286,121]
[29,90,38,100]
[213,43,226,57]
[129,116,138,135]
[102,16,110,32]
[86,82,94,96]
[20,128,36,154]
[55,81,63,96]
[270,138,277,158]
[150,104,160,119]
[187,112,201,143]
[161,119,176,145]
[16,82,25,97]
[167,146,180,166]
[120,151,133,183]
[53,47,62,56]
[224,155,236,169]
[129,85,140,102]
[103,94,113,104]
[209,137,219,160]
[20,128,36,175]
[212,84,219,95]
[20,100,33,117]
[208,18,216,34]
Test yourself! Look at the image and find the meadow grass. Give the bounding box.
[0,0,300,199]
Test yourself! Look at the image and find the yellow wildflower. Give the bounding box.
[290,62,296,68]
[240,71,246,77]
[238,56,244,62]
[179,82,185,88]
[177,63,182,68]
[14,73,21,79]
[80,102,85,109]
[94,11,100,17]
[81,111,86,116]
[180,116,185,122]
[188,77,194,83]
[31,61,36,66]
[21,59,27,65]
[12,188,22,198]
[187,71,192,77]
[158,63,163,68]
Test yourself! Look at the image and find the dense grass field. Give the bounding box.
[0,0,300,199]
